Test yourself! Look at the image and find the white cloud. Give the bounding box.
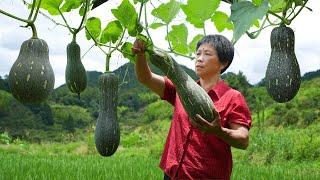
[1,0,319,88]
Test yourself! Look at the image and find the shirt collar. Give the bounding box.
[196,79,230,99]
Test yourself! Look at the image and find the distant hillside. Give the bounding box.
[256,69,320,86]
[1,62,319,143]
[302,69,320,81]
[55,62,198,91]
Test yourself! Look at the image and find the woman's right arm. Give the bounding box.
[132,39,165,97]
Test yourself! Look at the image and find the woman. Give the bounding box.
[132,35,252,180]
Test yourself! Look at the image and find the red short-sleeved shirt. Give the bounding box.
[160,77,252,180]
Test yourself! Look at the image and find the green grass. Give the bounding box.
[1,152,319,180]
[0,152,162,180]
[232,162,320,180]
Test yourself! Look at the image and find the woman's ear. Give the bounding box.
[220,61,229,71]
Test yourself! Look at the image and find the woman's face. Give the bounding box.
[195,43,226,78]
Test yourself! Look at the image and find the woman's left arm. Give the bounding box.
[190,115,249,150]
[219,123,249,149]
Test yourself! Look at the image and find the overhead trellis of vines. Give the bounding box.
[1,0,311,62]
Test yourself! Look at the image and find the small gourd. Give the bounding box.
[65,40,87,97]
[265,24,301,103]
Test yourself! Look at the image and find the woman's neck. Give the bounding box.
[200,75,220,92]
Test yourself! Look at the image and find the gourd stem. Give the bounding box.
[30,23,38,38]
[72,33,77,42]
[105,54,111,72]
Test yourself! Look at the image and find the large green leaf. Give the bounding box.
[121,42,135,63]
[111,0,137,33]
[230,0,269,43]
[151,0,180,24]
[181,0,220,28]
[166,24,188,55]
[40,0,63,15]
[60,0,83,13]
[100,20,123,44]
[211,11,233,32]
[269,0,286,13]
[128,21,143,37]
[188,34,204,54]
[85,17,101,40]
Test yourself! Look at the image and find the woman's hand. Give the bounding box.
[132,39,146,55]
[190,110,250,149]
[189,109,222,134]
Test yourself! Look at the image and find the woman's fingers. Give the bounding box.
[132,40,146,55]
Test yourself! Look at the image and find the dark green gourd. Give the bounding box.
[94,72,120,156]
[8,38,55,103]
[266,24,301,103]
[65,41,87,96]
[149,50,216,122]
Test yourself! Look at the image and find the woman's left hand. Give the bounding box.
[189,113,223,135]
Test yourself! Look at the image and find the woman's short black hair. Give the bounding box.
[196,35,234,73]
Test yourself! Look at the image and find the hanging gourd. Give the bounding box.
[94,55,120,156]
[265,24,301,103]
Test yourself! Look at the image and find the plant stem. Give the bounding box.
[59,9,74,34]
[22,0,69,28]
[138,1,144,23]
[27,0,36,21]
[203,26,207,36]
[72,33,77,42]
[31,0,42,23]
[85,26,98,45]
[85,26,108,56]
[265,13,281,26]
[81,44,95,59]
[105,54,111,72]
[75,0,89,34]
[288,0,309,24]
[166,24,173,51]
[0,9,29,23]
[153,45,194,60]
[246,17,268,39]
[267,11,289,24]
[143,5,154,45]
[110,29,126,54]
[30,23,38,38]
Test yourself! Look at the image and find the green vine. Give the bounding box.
[0,0,42,38]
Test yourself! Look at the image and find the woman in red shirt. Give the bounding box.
[132,35,252,180]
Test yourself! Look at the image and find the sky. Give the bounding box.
[0,0,319,88]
